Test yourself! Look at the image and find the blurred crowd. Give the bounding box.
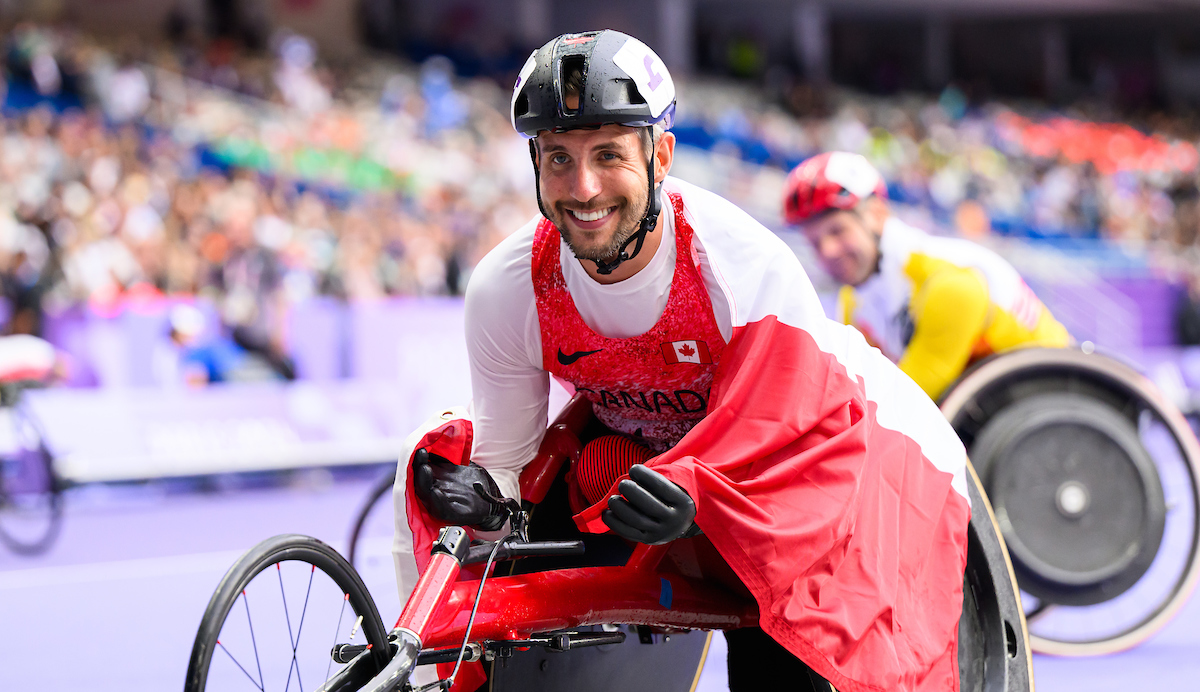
[7,21,1200,357]
[681,80,1200,253]
[0,24,537,369]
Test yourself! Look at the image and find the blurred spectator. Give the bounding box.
[273,34,330,115]
[154,302,285,386]
[105,59,151,123]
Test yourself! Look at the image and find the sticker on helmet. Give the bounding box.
[511,51,539,122]
[824,152,880,198]
[611,38,674,119]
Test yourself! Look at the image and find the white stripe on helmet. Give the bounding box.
[824,152,881,199]
[511,51,538,127]
[610,37,674,120]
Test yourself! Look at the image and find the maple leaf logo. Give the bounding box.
[677,343,696,357]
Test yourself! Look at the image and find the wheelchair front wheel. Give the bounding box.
[0,404,63,556]
[185,534,392,692]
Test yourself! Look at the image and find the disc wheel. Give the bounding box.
[185,534,391,692]
[942,348,1200,655]
[972,392,1166,607]
[0,403,63,555]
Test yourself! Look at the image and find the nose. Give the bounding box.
[568,160,603,203]
[816,235,843,262]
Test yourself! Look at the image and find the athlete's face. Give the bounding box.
[801,209,881,287]
[535,124,673,262]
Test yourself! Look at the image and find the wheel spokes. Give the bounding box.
[283,565,316,692]
[216,640,265,691]
[236,589,266,690]
[192,538,389,692]
[325,594,351,683]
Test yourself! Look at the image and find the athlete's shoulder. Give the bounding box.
[464,214,542,368]
[665,176,796,275]
[465,215,539,319]
[468,214,538,289]
[879,216,929,258]
[664,177,821,331]
[667,177,784,244]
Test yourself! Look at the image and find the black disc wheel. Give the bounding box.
[942,348,1200,655]
[185,534,391,692]
[972,392,1166,606]
[0,403,63,555]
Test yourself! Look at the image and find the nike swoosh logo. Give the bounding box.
[557,348,603,365]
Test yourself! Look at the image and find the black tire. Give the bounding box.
[185,534,391,692]
[0,403,63,556]
[960,462,1034,692]
[348,468,397,569]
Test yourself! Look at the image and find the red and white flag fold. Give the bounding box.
[576,177,972,692]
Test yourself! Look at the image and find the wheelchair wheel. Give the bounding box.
[0,403,63,556]
[960,462,1034,692]
[185,534,391,692]
[348,467,397,569]
[942,348,1200,656]
[347,466,406,624]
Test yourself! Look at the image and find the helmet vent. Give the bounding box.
[559,55,587,115]
[626,81,646,105]
[514,92,530,118]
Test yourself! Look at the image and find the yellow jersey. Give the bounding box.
[838,218,1071,401]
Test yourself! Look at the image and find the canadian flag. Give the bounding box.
[661,340,712,364]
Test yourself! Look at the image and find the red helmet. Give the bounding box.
[783,152,888,225]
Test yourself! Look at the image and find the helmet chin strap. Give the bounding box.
[592,176,661,276]
[528,135,662,277]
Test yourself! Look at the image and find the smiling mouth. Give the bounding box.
[568,207,615,223]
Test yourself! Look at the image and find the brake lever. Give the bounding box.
[472,482,529,541]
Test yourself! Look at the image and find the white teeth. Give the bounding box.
[571,207,613,222]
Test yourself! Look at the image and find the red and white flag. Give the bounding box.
[661,339,712,364]
[575,178,971,692]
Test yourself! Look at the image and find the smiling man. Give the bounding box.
[394,31,975,692]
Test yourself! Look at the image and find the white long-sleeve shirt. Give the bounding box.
[463,176,731,500]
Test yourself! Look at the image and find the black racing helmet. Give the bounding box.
[511,29,676,138]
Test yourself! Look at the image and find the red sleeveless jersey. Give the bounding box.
[532,193,727,450]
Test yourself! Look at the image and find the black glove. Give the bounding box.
[602,464,700,545]
[412,448,506,531]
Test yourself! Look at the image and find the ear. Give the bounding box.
[653,131,676,184]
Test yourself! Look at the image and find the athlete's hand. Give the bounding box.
[412,448,506,531]
[602,464,700,545]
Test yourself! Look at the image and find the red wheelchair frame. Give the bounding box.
[351,394,1032,692]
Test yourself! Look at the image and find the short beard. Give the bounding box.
[549,186,650,262]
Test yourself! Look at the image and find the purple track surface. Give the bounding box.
[2,471,1198,691]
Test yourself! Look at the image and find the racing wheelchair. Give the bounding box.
[186,394,1033,692]
[939,347,1200,656]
